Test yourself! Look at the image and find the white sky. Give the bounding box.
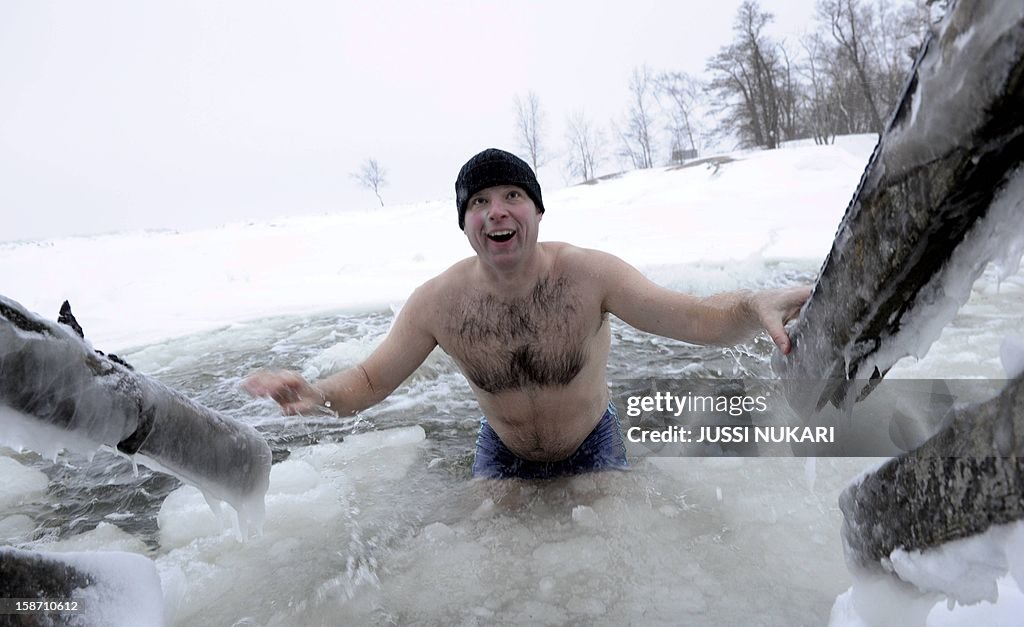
[1,0,818,242]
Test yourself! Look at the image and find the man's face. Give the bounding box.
[463,185,542,269]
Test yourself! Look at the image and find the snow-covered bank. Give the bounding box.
[0,136,877,351]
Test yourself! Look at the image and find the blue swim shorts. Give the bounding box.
[471,401,630,479]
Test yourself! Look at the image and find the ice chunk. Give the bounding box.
[471,498,495,520]
[0,514,35,543]
[44,521,149,555]
[0,546,164,627]
[0,455,48,510]
[421,522,455,543]
[1000,336,1024,378]
[570,505,599,528]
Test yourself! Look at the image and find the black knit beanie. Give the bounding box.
[455,148,544,230]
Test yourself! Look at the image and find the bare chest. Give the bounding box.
[442,277,598,394]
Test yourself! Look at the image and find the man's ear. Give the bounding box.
[537,209,543,222]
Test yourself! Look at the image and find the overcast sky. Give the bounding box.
[1,0,819,242]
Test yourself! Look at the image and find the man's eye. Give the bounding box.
[507,191,521,199]
[472,197,486,206]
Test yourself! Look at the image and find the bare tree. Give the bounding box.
[821,0,886,133]
[564,110,605,183]
[695,0,935,149]
[514,91,549,172]
[802,16,875,137]
[706,0,787,149]
[806,0,935,138]
[352,158,387,207]
[776,43,801,142]
[618,65,658,169]
[655,71,704,160]
[800,32,840,145]
[870,0,935,108]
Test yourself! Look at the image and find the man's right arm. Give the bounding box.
[243,284,439,416]
[582,248,809,354]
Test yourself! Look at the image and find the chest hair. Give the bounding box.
[447,277,590,394]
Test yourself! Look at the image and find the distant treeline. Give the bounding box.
[704,0,937,150]
[514,0,940,184]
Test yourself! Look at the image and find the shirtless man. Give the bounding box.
[244,148,810,479]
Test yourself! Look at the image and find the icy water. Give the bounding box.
[2,264,1022,625]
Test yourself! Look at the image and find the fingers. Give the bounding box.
[241,373,266,396]
[242,370,313,409]
[766,320,792,355]
[776,286,811,354]
[758,285,810,356]
[281,402,308,416]
[243,369,290,397]
[792,285,812,307]
[780,285,812,320]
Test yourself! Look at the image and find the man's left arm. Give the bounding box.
[587,249,810,354]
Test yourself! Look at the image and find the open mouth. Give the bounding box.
[486,229,516,243]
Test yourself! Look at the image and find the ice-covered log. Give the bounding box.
[0,294,271,531]
[773,1,1024,414]
[838,373,1024,573]
[0,546,164,626]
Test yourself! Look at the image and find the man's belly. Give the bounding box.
[476,382,610,462]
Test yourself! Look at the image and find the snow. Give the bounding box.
[830,523,1024,627]
[829,574,939,627]
[889,524,1017,605]
[0,546,165,627]
[59,550,165,627]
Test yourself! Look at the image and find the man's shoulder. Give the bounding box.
[543,241,616,271]
[543,241,586,261]
[413,257,475,300]
[400,259,474,331]
[437,256,477,283]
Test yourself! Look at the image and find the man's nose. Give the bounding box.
[486,200,509,220]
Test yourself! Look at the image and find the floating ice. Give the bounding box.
[0,455,48,510]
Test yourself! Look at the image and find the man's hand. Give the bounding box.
[243,369,329,416]
[751,285,812,355]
